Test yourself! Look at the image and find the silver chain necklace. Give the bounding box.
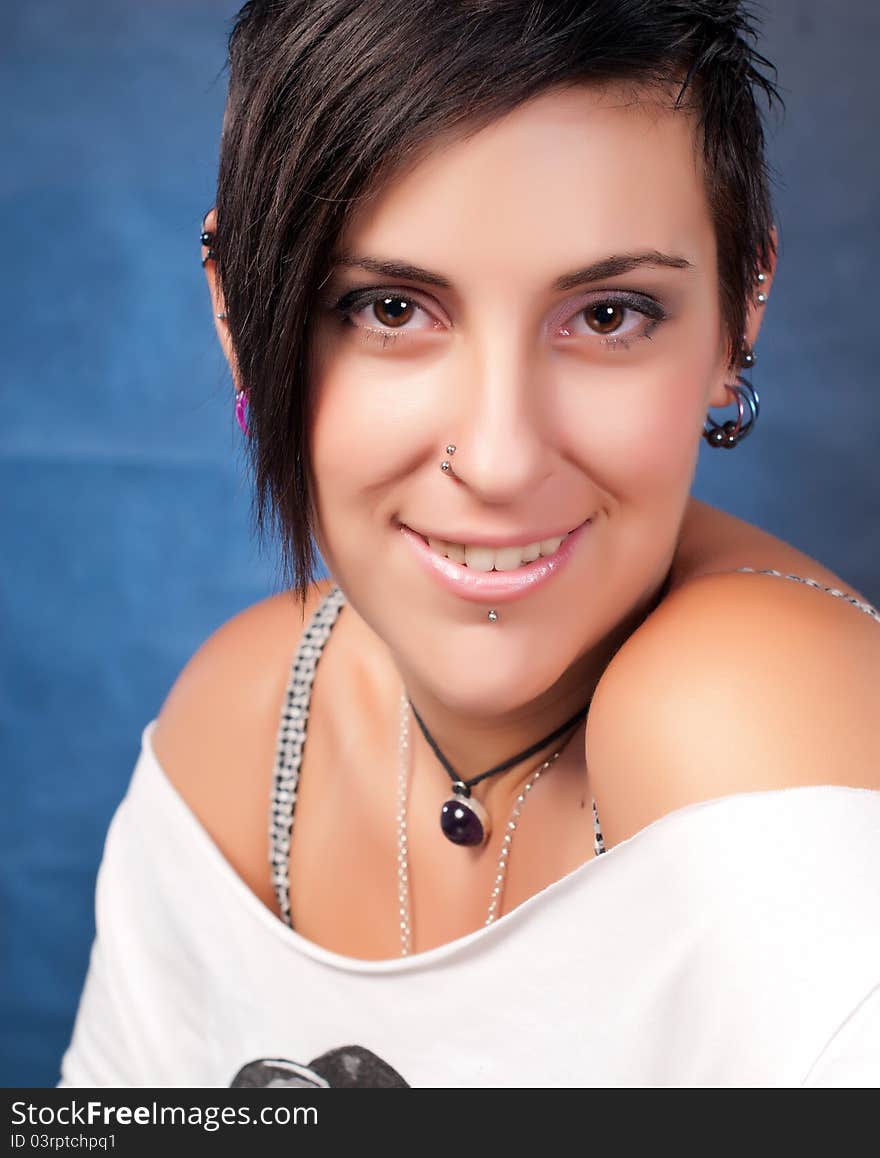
[396,691,595,957]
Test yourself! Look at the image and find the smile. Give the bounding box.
[398,515,595,603]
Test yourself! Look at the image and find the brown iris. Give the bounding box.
[372,296,414,327]
[585,302,625,334]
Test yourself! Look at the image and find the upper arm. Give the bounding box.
[151,580,333,911]
[585,571,880,847]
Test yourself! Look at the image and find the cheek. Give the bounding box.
[307,335,422,568]
[308,387,359,570]
[309,315,456,516]
[557,327,722,501]
[310,368,415,506]
[555,366,704,502]
[310,329,373,495]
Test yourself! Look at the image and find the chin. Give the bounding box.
[404,619,583,719]
[430,676,564,721]
[328,538,594,715]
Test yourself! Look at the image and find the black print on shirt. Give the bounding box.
[230,1046,409,1088]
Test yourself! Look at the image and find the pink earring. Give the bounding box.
[235,389,250,436]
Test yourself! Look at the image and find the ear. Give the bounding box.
[707,224,778,409]
[201,207,242,387]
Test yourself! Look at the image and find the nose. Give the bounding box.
[445,334,552,503]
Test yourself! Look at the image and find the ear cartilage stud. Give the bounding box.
[756,292,767,304]
[756,271,766,283]
[488,610,498,622]
[216,312,227,320]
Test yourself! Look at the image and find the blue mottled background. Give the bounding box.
[1,0,878,1086]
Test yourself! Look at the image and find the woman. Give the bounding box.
[58,0,879,1088]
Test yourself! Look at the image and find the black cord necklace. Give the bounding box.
[407,697,593,847]
[404,563,676,849]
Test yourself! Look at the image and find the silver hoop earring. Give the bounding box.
[702,375,760,449]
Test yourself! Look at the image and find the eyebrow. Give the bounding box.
[330,249,693,292]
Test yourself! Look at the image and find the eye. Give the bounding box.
[586,303,628,334]
[557,293,667,350]
[367,296,418,329]
[328,288,439,346]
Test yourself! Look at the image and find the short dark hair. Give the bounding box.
[213,0,782,603]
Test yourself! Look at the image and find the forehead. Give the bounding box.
[337,83,712,284]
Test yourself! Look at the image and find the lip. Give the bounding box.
[398,515,595,603]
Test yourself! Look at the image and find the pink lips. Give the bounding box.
[398,516,594,603]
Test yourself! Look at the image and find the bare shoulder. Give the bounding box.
[151,577,336,911]
[671,497,875,606]
[586,566,880,847]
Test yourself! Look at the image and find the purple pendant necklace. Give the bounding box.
[407,696,593,847]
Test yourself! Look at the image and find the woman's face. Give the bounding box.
[309,83,748,718]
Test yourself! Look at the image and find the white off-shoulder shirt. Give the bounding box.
[58,573,880,1088]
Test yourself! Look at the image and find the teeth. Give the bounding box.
[426,532,569,570]
[464,545,495,572]
[493,546,527,571]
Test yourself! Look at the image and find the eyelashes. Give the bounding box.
[327,288,438,349]
[326,285,669,352]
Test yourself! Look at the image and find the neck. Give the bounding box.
[394,567,671,800]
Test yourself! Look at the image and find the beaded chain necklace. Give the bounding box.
[395,692,599,957]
